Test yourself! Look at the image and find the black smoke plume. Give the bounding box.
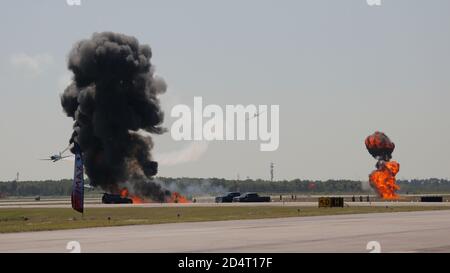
[61,32,170,201]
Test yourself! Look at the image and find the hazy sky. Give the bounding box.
[0,0,449,181]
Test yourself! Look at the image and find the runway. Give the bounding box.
[1,210,450,253]
[1,195,449,209]
[1,202,450,209]
[1,195,448,209]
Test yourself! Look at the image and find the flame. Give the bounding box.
[130,195,144,204]
[119,188,188,204]
[120,188,129,198]
[167,192,189,203]
[120,187,145,204]
[369,161,400,200]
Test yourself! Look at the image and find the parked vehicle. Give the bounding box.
[233,192,271,202]
[215,192,241,203]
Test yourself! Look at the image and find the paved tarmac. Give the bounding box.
[1,200,449,209]
[1,210,450,253]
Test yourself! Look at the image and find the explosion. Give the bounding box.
[365,132,400,199]
[61,32,171,201]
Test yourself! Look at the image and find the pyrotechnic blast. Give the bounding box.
[365,131,400,199]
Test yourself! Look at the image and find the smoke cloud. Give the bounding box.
[61,32,170,201]
[158,178,227,198]
[365,131,395,162]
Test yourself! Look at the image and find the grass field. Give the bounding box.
[1,206,450,233]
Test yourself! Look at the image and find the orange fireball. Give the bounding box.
[369,161,400,200]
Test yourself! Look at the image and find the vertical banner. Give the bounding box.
[72,143,84,213]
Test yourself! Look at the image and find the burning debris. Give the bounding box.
[120,188,144,204]
[169,192,189,203]
[61,32,171,202]
[365,132,400,199]
[119,187,189,204]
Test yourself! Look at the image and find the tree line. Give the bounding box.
[1,178,450,197]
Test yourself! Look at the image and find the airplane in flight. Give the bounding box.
[40,152,72,162]
[40,145,73,162]
[246,110,267,121]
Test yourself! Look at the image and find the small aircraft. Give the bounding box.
[40,152,72,162]
[246,110,267,121]
[40,145,73,162]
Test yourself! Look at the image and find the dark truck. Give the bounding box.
[215,192,241,203]
[102,193,133,204]
[233,192,271,203]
